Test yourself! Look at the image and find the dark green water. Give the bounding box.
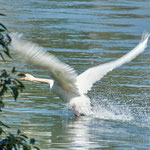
[1,0,150,149]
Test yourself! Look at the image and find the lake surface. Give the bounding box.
[1,0,150,149]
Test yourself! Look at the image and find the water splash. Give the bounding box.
[91,98,134,121]
[90,96,150,128]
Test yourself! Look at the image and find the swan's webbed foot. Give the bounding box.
[73,105,85,117]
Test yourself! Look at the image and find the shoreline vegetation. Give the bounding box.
[0,13,40,150]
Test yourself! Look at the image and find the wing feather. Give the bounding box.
[10,33,79,94]
[77,33,150,94]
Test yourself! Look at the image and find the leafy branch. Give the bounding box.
[0,123,40,150]
[0,13,12,60]
[0,68,25,111]
[0,13,40,150]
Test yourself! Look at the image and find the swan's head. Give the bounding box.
[21,74,35,81]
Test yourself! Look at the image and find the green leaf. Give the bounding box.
[14,79,25,89]
[0,40,12,58]
[0,23,8,31]
[17,136,27,143]
[17,73,25,77]
[0,29,5,32]
[20,133,28,139]
[4,78,11,84]
[0,40,5,47]
[0,84,8,97]
[0,13,6,16]
[10,86,19,100]
[4,47,12,58]
[33,146,40,150]
[0,100,4,108]
[0,121,10,128]
[23,144,31,150]
[0,127,3,135]
[17,129,21,135]
[1,70,9,78]
[30,138,35,145]
[9,132,15,139]
[12,67,16,73]
[0,52,5,61]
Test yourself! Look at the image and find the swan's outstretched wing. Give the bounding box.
[77,33,150,94]
[10,33,79,94]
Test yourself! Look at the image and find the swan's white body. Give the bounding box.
[10,33,150,116]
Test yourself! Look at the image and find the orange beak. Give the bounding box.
[20,77,25,80]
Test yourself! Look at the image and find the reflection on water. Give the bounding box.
[1,0,150,149]
[50,116,150,150]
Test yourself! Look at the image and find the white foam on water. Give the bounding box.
[85,95,150,129]
[91,99,134,122]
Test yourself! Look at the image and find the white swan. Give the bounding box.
[9,33,150,116]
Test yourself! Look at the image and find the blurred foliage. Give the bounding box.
[0,68,25,110]
[0,13,40,150]
[0,15,11,60]
[0,124,40,150]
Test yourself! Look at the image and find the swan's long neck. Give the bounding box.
[31,77,54,89]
